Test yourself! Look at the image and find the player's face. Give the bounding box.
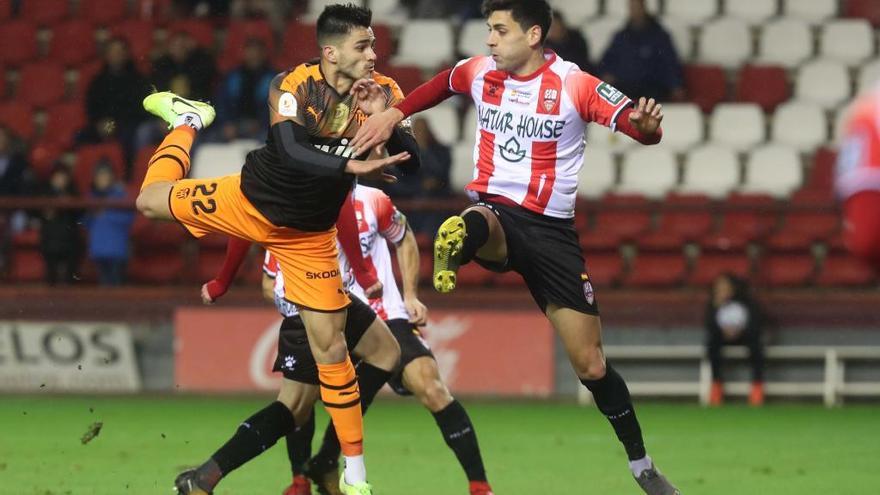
[336,26,377,80]
[486,11,537,72]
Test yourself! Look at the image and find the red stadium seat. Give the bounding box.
[0,0,10,21]
[79,0,128,26]
[133,0,173,20]
[17,62,67,108]
[804,147,836,193]
[28,140,66,180]
[20,0,69,26]
[73,60,104,99]
[688,253,752,286]
[129,145,157,187]
[277,21,319,69]
[585,252,625,287]
[0,101,36,141]
[757,254,816,287]
[592,194,652,241]
[372,24,394,60]
[196,247,229,283]
[639,194,714,250]
[48,20,98,67]
[846,0,880,26]
[0,20,38,66]
[128,252,186,284]
[167,20,215,50]
[735,65,790,113]
[130,215,188,249]
[490,270,526,287]
[684,64,727,113]
[701,194,778,251]
[219,20,275,72]
[9,246,45,283]
[74,143,126,193]
[0,64,5,98]
[42,101,86,148]
[109,20,157,73]
[451,262,494,287]
[380,65,425,94]
[623,254,687,288]
[816,254,877,287]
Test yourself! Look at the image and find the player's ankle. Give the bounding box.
[176,112,203,130]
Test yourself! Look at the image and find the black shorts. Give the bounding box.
[272,296,377,384]
[385,318,435,396]
[472,200,600,316]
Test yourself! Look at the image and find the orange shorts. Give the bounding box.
[169,174,349,311]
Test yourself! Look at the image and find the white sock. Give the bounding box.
[629,455,653,477]
[343,454,366,485]
[175,112,202,130]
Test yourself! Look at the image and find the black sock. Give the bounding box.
[286,411,315,476]
[433,399,488,482]
[313,362,394,463]
[580,365,647,461]
[460,210,489,265]
[200,401,294,490]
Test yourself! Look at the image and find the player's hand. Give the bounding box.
[201,280,221,305]
[405,296,428,326]
[628,97,663,135]
[350,107,404,156]
[351,78,387,115]
[345,151,410,183]
[363,280,384,299]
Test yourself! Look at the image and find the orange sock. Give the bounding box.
[317,357,363,456]
[140,125,196,191]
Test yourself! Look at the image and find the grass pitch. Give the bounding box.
[0,396,876,494]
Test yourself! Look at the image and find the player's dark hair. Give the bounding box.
[481,0,552,44]
[316,3,373,45]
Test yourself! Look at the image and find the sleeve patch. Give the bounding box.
[278,92,297,117]
[596,82,625,105]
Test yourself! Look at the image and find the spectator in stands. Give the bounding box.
[546,10,592,73]
[85,161,135,286]
[705,273,765,407]
[151,30,217,102]
[38,164,81,286]
[597,0,685,102]
[81,38,151,165]
[0,126,29,197]
[213,37,276,141]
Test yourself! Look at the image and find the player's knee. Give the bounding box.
[418,379,453,412]
[572,346,606,380]
[314,337,348,363]
[135,190,156,217]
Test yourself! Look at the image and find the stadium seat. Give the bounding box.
[41,101,86,148]
[17,62,67,108]
[688,253,752,286]
[28,140,65,180]
[371,24,394,61]
[420,102,459,146]
[638,193,714,249]
[276,21,318,69]
[771,102,828,153]
[458,20,488,59]
[129,252,187,284]
[580,17,623,65]
[455,262,495,288]
[451,141,476,192]
[816,254,877,287]
[699,18,751,69]
[757,254,815,287]
[74,143,126,193]
[846,0,880,26]
[623,254,687,288]
[48,20,97,67]
[740,145,803,198]
[604,0,659,18]
[665,0,718,25]
[660,17,693,61]
[0,64,6,98]
[0,0,10,21]
[577,147,616,199]
[794,59,851,110]
[592,194,652,240]
[166,20,215,49]
[0,102,35,141]
[20,0,69,26]
[783,0,838,24]
[72,60,103,100]
[0,20,38,66]
[380,64,424,94]
[725,0,777,25]
[679,145,740,198]
[702,193,777,250]
[551,0,600,24]
[219,20,276,72]
[370,0,407,25]
[656,103,702,152]
[133,0,173,20]
[489,269,526,288]
[804,147,837,193]
[735,65,790,113]
[709,103,765,152]
[616,148,678,198]
[767,208,840,251]
[585,122,637,151]
[756,19,813,69]
[79,0,128,26]
[683,64,727,113]
[9,245,45,283]
[819,19,874,66]
[109,19,157,72]
[856,58,880,94]
[393,20,455,70]
[130,215,188,249]
[583,252,624,288]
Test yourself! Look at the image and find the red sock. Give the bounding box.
[205,237,251,300]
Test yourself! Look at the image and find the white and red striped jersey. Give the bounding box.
[263,185,409,321]
[837,85,880,200]
[450,51,631,218]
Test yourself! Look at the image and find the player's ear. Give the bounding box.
[322,44,338,64]
[527,25,542,48]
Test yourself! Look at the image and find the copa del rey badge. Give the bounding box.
[543,88,558,112]
[581,273,594,305]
